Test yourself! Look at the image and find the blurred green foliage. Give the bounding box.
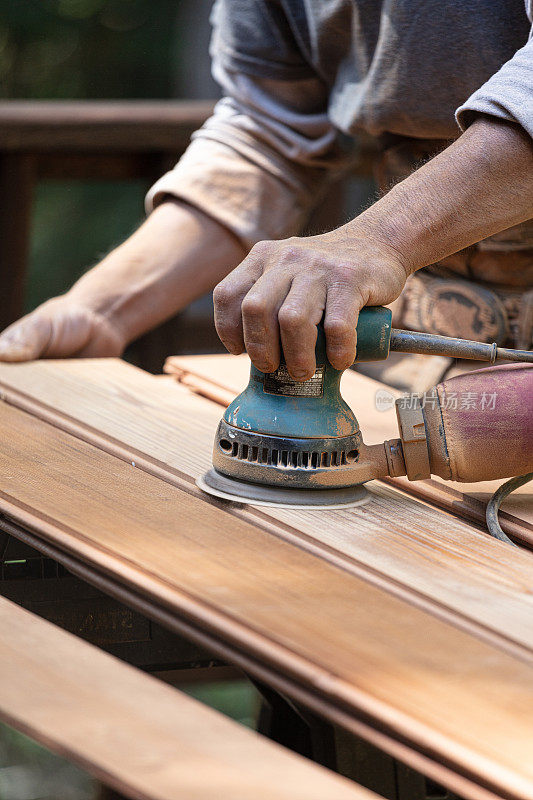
[0,723,94,800]
[0,0,179,99]
[0,0,190,315]
[27,180,146,311]
[181,679,258,730]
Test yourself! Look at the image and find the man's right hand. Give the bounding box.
[0,296,126,362]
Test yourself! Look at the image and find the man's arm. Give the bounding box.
[0,7,344,362]
[0,201,245,361]
[214,116,533,380]
[368,117,533,268]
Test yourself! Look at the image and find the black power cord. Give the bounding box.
[486,472,533,547]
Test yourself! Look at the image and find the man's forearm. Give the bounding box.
[69,199,247,344]
[213,116,533,380]
[349,117,533,273]
[0,198,247,362]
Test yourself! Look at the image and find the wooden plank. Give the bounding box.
[445,477,533,525]
[0,595,374,800]
[383,476,533,546]
[1,367,533,797]
[0,359,533,660]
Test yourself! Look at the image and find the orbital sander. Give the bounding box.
[198,306,533,510]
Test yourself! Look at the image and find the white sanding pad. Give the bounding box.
[197,469,371,510]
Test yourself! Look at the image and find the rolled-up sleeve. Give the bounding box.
[456,32,533,139]
[145,0,354,248]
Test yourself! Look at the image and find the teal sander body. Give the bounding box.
[198,306,533,509]
[199,307,394,508]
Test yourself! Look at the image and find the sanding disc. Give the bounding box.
[197,469,370,510]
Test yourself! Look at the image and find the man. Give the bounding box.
[1,0,532,383]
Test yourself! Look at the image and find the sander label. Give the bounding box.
[263,363,325,397]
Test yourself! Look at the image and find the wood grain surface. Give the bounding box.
[0,595,375,800]
[0,359,532,658]
[1,361,533,798]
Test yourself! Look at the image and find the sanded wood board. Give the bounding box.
[0,359,531,660]
[0,595,376,800]
[2,401,533,799]
[0,360,533,798]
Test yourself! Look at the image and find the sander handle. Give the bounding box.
[353,306,533,363]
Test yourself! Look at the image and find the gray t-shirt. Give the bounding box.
[147,1,533,246]
[211,0,533,139]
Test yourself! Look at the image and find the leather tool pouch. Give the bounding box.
[396,271,533,350]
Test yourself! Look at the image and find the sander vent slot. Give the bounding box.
[218,439,358,471]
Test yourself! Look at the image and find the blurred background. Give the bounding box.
[0,2,374,795]
[0,0,225,366]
